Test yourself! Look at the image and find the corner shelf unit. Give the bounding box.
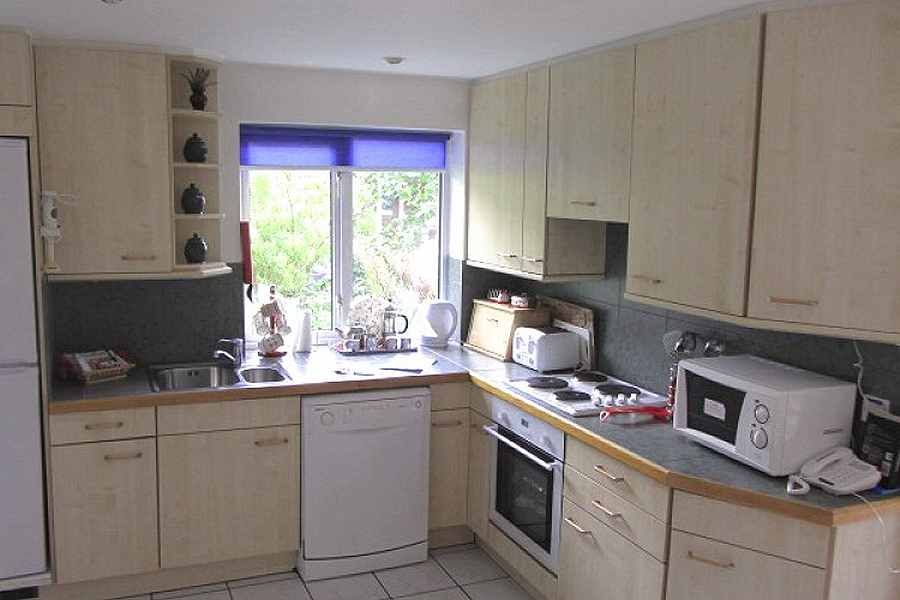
[168,56,230,277]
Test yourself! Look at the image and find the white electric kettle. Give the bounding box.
[415,301,458,348]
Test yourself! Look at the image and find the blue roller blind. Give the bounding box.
[240,125,451,169]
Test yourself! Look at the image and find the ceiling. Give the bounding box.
[0,0,760,79]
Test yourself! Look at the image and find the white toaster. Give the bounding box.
[513,327,580,372]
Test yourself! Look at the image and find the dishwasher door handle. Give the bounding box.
[483,425,560,471]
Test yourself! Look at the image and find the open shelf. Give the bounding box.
[173,213,225,221]
[173,162,219,170]
[170,108,221,120]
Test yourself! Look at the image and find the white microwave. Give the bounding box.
[674,355,856,476]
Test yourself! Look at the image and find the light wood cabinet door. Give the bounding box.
[158,426,300,568]
[467,411,492,539]
[35,46,171,274]
[522,66,549,275]
[547,47,635,222]
[0,32,33,106]
[429,408,470,530]
[748,1,900,334]
[666,531,826,600]
[627,16,762,316]
[51,439,159,583]
[467,73,526,271]
[559,499,665,600]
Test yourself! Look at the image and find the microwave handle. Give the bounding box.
[483,425,560,471]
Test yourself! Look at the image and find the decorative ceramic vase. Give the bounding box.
[183,133,208,163]
[184,233,208,264]
[180,183,206,214]
[190,90,208,111]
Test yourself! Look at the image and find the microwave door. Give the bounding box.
[684,371,746,444]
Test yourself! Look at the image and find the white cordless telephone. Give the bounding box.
[795,447,881,495]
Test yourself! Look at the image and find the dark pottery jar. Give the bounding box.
[190,90,208,111]
[180,183,206,214]
[183,133,208,163]
[184,233,208,264]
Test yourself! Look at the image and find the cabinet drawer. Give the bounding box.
[51,438,159,583]
[565,436,670,521]
[431,382,471,411]
[157,396,301,435]
[564,465,667,561]
[50,407,156,445]
[666,531,826,600]
[559,499,664,600]
[672,491,830,567]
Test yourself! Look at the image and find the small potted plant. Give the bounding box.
[182,66,215,111]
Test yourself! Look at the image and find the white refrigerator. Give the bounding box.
[0,138,48,584]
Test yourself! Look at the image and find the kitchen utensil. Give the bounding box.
[416,300,458,348]
[487,288,510,304]
[381,300,409,336]
[510,293,531,308]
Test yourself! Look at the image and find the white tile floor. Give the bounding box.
[118,545,535,600]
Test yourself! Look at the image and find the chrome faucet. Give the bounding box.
[214,338,245,369]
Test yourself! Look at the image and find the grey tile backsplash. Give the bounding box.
[462,224,899,401]
[49,264,245,366]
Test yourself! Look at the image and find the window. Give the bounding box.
[240,126,449,345]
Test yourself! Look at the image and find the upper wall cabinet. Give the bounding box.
[467,67,606,280]
[0,32,33,106]
[547,47,635,222]
[748,1,900,335]
[35,47,172,275]
[468,72,527,273]
[626,16,762,316]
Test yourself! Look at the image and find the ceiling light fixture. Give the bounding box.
[383,56,405,65]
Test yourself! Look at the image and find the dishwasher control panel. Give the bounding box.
[310,395,429,432]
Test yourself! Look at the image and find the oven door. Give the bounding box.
[485,424,563,574]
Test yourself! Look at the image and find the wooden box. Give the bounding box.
[465,300,550,360]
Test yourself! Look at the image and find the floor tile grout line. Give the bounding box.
[371,569,392,599]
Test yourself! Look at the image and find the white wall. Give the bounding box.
[219,61,471,261]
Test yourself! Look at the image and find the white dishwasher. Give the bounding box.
[299,387,431,580]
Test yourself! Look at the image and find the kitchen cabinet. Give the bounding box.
[0,32,33,106]
[51,439,159,583]
[467,72,526,272]
[158,426,301,568]
[559,499,665,600]
[467,410,492,540]
[429,408,470,530]
[626,16,762,316]
[547,47,635,222]
[467,67,607,280]
[35,46,171,275]
[748,0,900,335]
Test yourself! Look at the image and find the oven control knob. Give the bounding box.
[754,405,770,424]
[751,428,768,449]
[320,411,335,426]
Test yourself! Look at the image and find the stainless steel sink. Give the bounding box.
[149,362,289,392]
[239,367,286,384]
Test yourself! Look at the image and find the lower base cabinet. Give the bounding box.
[51,438,159,583]
[666,530,826,600]
[467,411,492,539]
[558,499,665,600]
[158,426,300,568]
[429,408,470,530]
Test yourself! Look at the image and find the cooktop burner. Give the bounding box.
[594,384,641,397]
[554,390,591,402]
[527,376,569,389]
[574,371,608,383]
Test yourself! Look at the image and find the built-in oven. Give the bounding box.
[484,403,564,574]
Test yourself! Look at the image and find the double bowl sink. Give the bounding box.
[149,363,290,392]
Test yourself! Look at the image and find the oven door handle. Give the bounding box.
[483,425,561,471]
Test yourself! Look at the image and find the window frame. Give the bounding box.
[240,165,446,346]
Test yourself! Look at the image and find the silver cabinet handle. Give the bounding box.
[496,252,518,259]
[631,274,663,284]
[569,200,597,207]
[104,451,143,461]
[521,256,544,263]
[564,517,591,535]
[254,437,289,447]
[483,425,560,471]
[769,296,818,307]
[84,421,124,431]
[593,464,625,482]
[120,254,158,261]
[487,317,500,325]
[591,500,622,518]
[432,420,464,429]
[687,551,735,570]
